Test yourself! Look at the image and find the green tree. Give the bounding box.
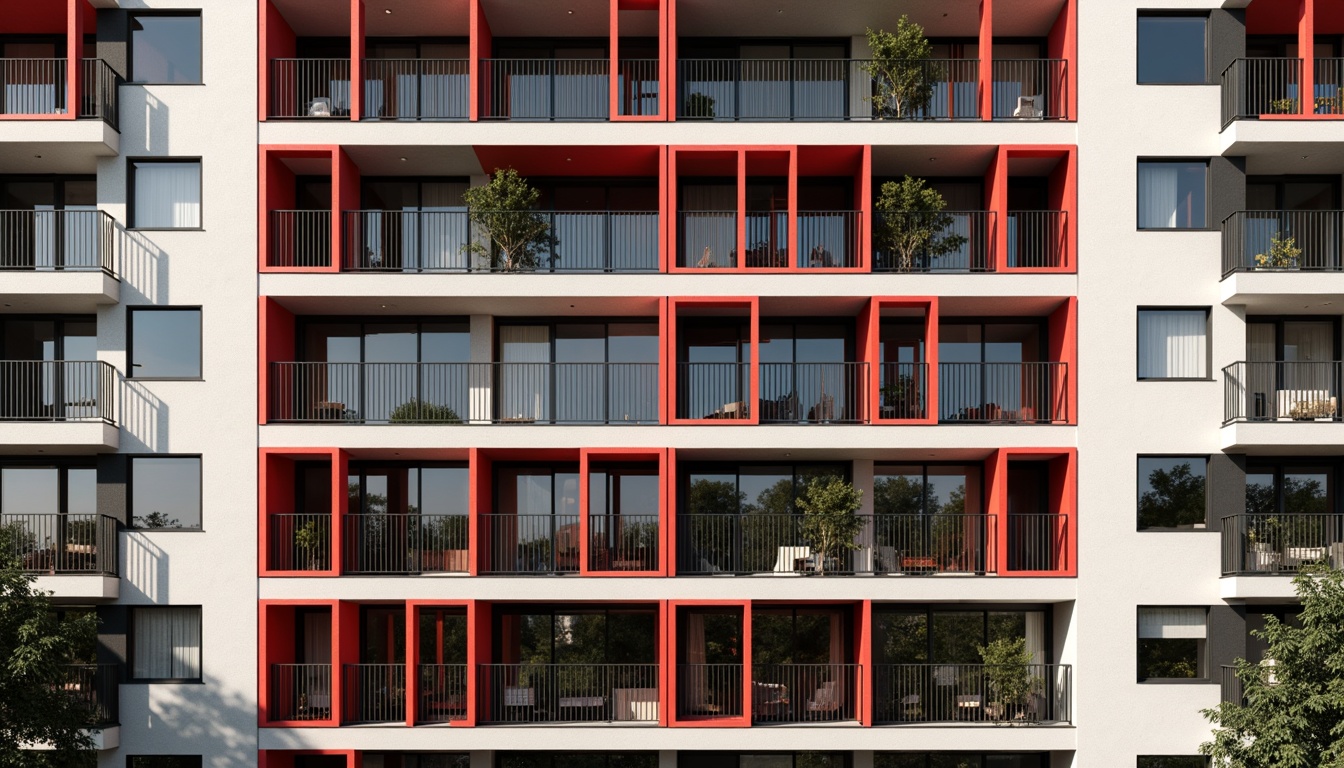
[861,18,936,119]
[389,399,461,424]
[461,169,554,272]
[1201,566,1344,766]
[873,176,967,272]
[797,476,864,575]
[1139,462,1206,529]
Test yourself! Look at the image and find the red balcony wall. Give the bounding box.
[1046,0,1078,120]
[259,0,297,121]
[668,297,759,425]
[469,0,493,121]
[1048,296,1079,424]
[259,147,339,273]
[611,0,667,121]
[259,448,343,577]
[668,600,750,727]
[987,448,1078,577]
[260,601,340,727]
[405,600,476,727]
[864,297,939,425]
[259,297,295,424]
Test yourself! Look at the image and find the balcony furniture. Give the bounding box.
[307,97,332,117]
[1282,546,1328,568]
[21,549,54,573]
[899,693,921,718]
[751,681,788,718]
[956,694,983,719]
[1012,95,1042,119]
[313,401,346,420]
[900,555,940,572]
[805,681,840,715]
[708,401,745,419]
[1248,544,1282,572]
[423,692,467,720]
[504,686,535,707]
[773,546,811,573]
[613,687,658,721]
[418,549,469,572]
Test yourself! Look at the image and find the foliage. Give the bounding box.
[0,527,100,762]
[389,399,462,424]
[861,18,936,119]
[979,636,1041,722]
[132,511,181,529]
[685,92,716,118]
[880,373,919,416]
[460,169,554,272]
[1202,566,1344,766]
[1254,233,1303,270]
[1270,98,1298,114]
[293,520,328,570]
[797,476,864,575]
[874,176,967,272]
[1138,462,1206,530]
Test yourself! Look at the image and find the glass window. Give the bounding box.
[1137,15,1207,84]
[1138,161,1208,229]
[131,606,202,681]
[130,308,202,379]
[1137,759,1207,768]
[131,457,202,530]
[130,14,203,84]
[1137,607,1207,680]
[131,161,201,229]
[1138,457,1208,530]
[1138,309,1209,380]
[129,759,203,768]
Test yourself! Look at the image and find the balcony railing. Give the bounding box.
[1221,58,1303,126]
[479,513,581,574]
[618,59,660,116]
[1006,513,1070,572]
[0,58,119,126]
[872,211,996,273]
[1006,210,1066,269]
[343,210,659,273]
[269,361,659,425]
[0,360,116,424]
[343,513,469,574]
[797,211,860,268]
[589,513,659,572]
[361,59,469,120]
[344,663,406,724]
[479,59,611,120]
[872,663,1072,724]
[758,362,868,423]
[269,58,353,118]
[878,362,929,420]
[938,362,1068,423]
[1220,665,1245,706]
[677,362,750,420]
[270,663,332,721]
[267,513,331,572]
[479,663,660,723]
[677,59,979,121]
[418,663,469,723]
[679,663,743,719]
[1221,210,1344,276]
[62,663,119,726]
[2,513,117,576]
[0,210,117,275]
[991,59,1068,120]
[1222,361,1342,423]
[269,210,332,268]
[1318,59,1344,116]
[81,59,120,128]
[680,211,738,268]
[1221,513,1344,575]
[751,663,861,723]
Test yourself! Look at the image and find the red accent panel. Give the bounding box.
[1001,145,1077,274]
[259,448,340,577]
[1301,0,1314,114]
[867,298,938,425]
[989,449,1078,577]
[666,0,677,122]
[260,1,297,121]
[260,146,335,273]
[858,145,872,269]
[259,297,295,424]
[260,601,339,727]
[350,0,365,121]
[581,448,668,576]
[333,449,350,575]
[1247,0,1306,35]
[472,145,661,177]
[334,148,359,272]
[7,2,66,33]
[1046,0,1077,120]
[668,297,759,425]
[65,0,83,123]
[1319,0,1344,34]
[335,601,360,724]
[1048,297,1079,424]
[668,601,749,727]
[469,0,492,122]
[858,600,873,726]
[979,0,993,120]
[470,600,491,726]
[986,451,1007,574]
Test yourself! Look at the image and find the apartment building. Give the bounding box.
[1,0,1340,766]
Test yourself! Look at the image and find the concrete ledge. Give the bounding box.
[0,119,119,171]
[33,574,119,601]
[22,726,119,751]
[1221,575,1299,601]
[1221,271,1344,309]
[0,422,118,454]
[1220,117,1344,155]
[1221,421,1344,453]
[2,271,119,313]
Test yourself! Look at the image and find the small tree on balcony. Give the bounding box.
[1254,233,1303,270]
[979,637,1041,722]
[862,17,936,120]
[797,476,864,575]
[873,176,968,272]
[461,169,554,272]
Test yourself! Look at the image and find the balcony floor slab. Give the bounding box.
[1221,421,1344,453]
[0,422,118,454]
[1221,575,1301,601]
[1220,118,1344,159]
[33,575,119,601]
[0,120,119,173]
[1,271,119,313]
[1222,272,1344,309]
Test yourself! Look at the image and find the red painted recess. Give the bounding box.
[667,297,760,425]
[259,600,341,728]
[579,448,669,577]
[667,600,750,727]
[405,600,477,727]
[473,145,661,178]
[258,448,347,578]
[985,448,1078,578]
[863,297,940,426]
[258,147,344,274]
[0,0,88,121]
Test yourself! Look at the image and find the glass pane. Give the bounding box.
[931,612,983,664]
[132,457,202,529]
[740,466,794,516]
[421,322,471,363]
[1138,162,1207,229]
[131,309,201,378]
[1138,638,1200,679]
[66,467,97,516]
[1246,471,1276,516]
[1137,16,1207,84]
[1,467,58,515]
[133,162,201,228]
[875,611,927,664]
[1137,457,1207,529]
[874,466,926,516]
[131,15,203,84]
[420,467,469,517]
[1282,468,1330,515]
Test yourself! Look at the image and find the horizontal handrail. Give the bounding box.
[269,58,353,118]
[0,360,116,424]
[361,58,469,120]
[478,513,581,574]
[1222,360,1343,423]
[343,513,469,574]
[343,663,406,723]
[1,513,118,575]
[938,361,1069,423]
[751,663,862,723]
[62,663,119,725]
[479,663,660,723]
[589,513,659,572]
[0,209,117,275]
[270,663,332,721]
[872,663,1072,724]
[758,361,868,423]
[1221,210,1344,276]
[1221,57,1304,127]
[1221,513,1344,575]
[873,211,996,273]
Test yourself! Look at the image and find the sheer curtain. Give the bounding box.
[133,607,201,679]
[499,326,551,421]
[1024,611,1046,666]
[135,162,201,228]
[1138,607,1206,639]
[1138,164,1179,229]
[682,185,737,267]
[1138,310,1207,378]
[685,613,708,711]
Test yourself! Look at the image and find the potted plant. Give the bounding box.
[797,476,865,575]
[1270,98,1299,114]
[1254,233,1302,270]
[873,176,968,272]
[389,399,462,424]
[881,372,920,419]
[684,92,716,119]
[461,169,555,272]
[979,637,1042,723]
[293,519,328,571]
[861,17,937,120]
[1247,525,1281,572]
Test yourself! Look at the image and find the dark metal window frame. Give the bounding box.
[296,316,471,363]
[678,462,851,516]
[345,460,470,517]
[126,157,203,231]
[127,305,203,381]
[1245,458,1340,517]
[128,605,203,684]
[127,757,204,768]
[1135,605,1211,683]
[1136,158,1211,231]
[127,11,204,86]
[1136,454,1212,532]
[872,461,987,517]
[490,603,659,663]
[1136,306,1213,382]
[127,454,203,531]
[872,604,1056,665]
[1136,12,1211,86]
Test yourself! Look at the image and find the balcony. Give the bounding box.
[873,212,995,273]
[871,663,1072,724]
[676,362,749,421]
[589,513,659,573]
[62,663,119,728]
[938,362,1069,424]
[343,513,469,574]
[678,663,743,720]
[0,210,120,310]
[479,59,659,120]
[479,663,660,723]
[677,210,862,270]
[268,59,353,119]
[1221,210,1343,276]
[479,513,580,575]
[0,360,118,452]
[362,59,469,120]
[344,663,406,724]
[1221,513,1344,576]
[0,58,120,128]
[4,513,117,598]
[1222,361,1341,423]
[270,663,332,722]
[1220,58,1344,127]
[758,362,868,424]
[417,663,468,723]
[267,513,332,572]
[750,663,862,724]
[268,210,332,269]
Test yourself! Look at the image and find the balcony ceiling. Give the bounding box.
[482,0,614,37]
[342,145,484,176]
[273,0,350,36]
[1242,144,1344,176]
[871,145,997,177]
[270,295,662,317]
[676,0,1065,39]
[368,0,470,37]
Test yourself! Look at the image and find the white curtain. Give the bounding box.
[499,326,550,420]
[1138,607,1207,639]
[1138,164,1180,229]
[133,607,201,679]
[135,162,201,228]
[1138,310,1207,379]
[415,181,468,271]
[685,612,708,711]
[682,185,737,267]
[303,611,331,664]
[1024,611,1046,666]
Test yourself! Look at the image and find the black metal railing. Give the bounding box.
[677,513,808,575]
[680,211,738,268]
[0,58,66,115]
[991,59,1068,119]
[479,58,610,120]
[677,362,750,420]
[758,362,868,423]
[269,58,353,118]
[479,663,660,723]
[1221,665,1246,706]
[743,211,789,267]
[678,663,743,719]
[62,663,118,726]
[479,513,581,574]
[938,362,1068,423]
[751,663,861,723]
[0,360,116,424]
[269,210,332,268]
[267,513,331,572]
[1221,58,1303,126]
[269,361,659,425]
[270,663,332,721]
[418,663,469,723]
[1318,59,1344,115]
[618,59,660,116]
[677,58,979,121]
[343,513,470,574]
[2,513,117,575]
[361,59,469,120]
[872,211,996,273]
[878,362,929,420]
[1221,210,1344,276]
[80,59,119,128]
[1221,513,1344,575]
[1006,210,1066,269]
[864,513,996,574]
[1006,513,1069,572]
[589,513,659,572]
[797,211,860,268]
[0,210,117,274]
[1222,361,1342,423]
[873,663,1071,724]
[343,664,405,724]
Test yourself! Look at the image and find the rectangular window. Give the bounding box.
[131,606,202,681]
[1138,161,1208,229]
[129,758,204,768]
[1138,457,1208,530]
[129,308,202,379]
[1137,759,1208,768]
[131,457,202,530]
[130,14,202,84]
[1138,309,1209,380]
[1137,15,1208,84]
[1137,607,1207,680]
[130,160,201,229]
